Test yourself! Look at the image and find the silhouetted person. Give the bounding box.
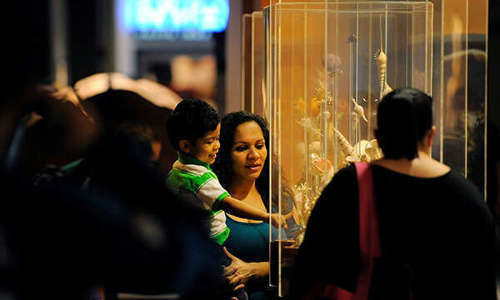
[289,88,496,300]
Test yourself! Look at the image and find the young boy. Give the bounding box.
[166,98,287,245]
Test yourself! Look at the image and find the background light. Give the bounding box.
[124,0,230,33]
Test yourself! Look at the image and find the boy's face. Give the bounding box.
[185,123,221,165]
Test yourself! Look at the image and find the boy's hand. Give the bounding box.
[270,212,293,229]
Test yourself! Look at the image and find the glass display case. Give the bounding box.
[260,0,488,297]
[241,11,267,118]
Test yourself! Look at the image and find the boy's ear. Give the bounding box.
[178,139,192,154]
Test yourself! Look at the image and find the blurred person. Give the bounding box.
[0,85,223,300]
[287,88,496,300]
[212,111,302,300]
[2,85,97,179]
[33,121,160,190]
[77,87,180,175]
[2,167,222,299]
[106,122,162,163]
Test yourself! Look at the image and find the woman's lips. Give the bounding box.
[246,164,261,172]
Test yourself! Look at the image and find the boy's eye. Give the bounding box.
[206,137,218,144]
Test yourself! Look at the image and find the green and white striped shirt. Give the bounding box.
[166,152,230,245]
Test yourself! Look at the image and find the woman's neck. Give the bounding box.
[373,148,450,178]
[227,177,267,223]
[229,177,257,200]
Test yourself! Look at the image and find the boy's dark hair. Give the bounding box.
[375,87,433,160]
[166,98,220,151]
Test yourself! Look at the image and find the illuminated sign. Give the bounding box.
[124,0,230,33]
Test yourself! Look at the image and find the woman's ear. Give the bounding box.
[426,126,437,148]
[178,139,192,154]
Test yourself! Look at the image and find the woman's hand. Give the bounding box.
[223,247,269,291]
[223,247,252,290]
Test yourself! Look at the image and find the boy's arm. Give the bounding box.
[220,196,288,229]
[194,176,289,228]
[221,196,268,221]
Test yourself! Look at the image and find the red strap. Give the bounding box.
[353,162,380,300]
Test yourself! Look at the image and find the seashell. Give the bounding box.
[375,49,393,98]
[352,98,368,122]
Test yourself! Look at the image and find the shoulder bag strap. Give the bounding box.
[353,162,380,300]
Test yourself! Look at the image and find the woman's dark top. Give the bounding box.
[225,216,286,300]
[289,164,496,300]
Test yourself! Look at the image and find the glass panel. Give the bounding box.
[266,2,434,296]
[464,0,487,197]
[241,14,252,112]
[252,12,266,116]
[438,0,488,196]
[242,12,266,116]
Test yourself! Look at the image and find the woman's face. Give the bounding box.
[230,121,267,182]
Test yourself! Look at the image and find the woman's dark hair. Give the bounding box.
[166,98,220,151]
[212,111,271,204]
[375,88,433,160]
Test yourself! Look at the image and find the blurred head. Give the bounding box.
[214,111,269,188]
[375,88,433,160]
[86,122,157,172]
[115,123,160,162]
[166,98,220,164]
[2,85,98,176]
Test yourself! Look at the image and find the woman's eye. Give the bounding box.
[256,144,265,149]
[235,146,247,152]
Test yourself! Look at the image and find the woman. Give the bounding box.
[213,111,300,300]
[288,88,496,299]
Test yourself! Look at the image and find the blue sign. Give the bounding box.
[124,0,230,33]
